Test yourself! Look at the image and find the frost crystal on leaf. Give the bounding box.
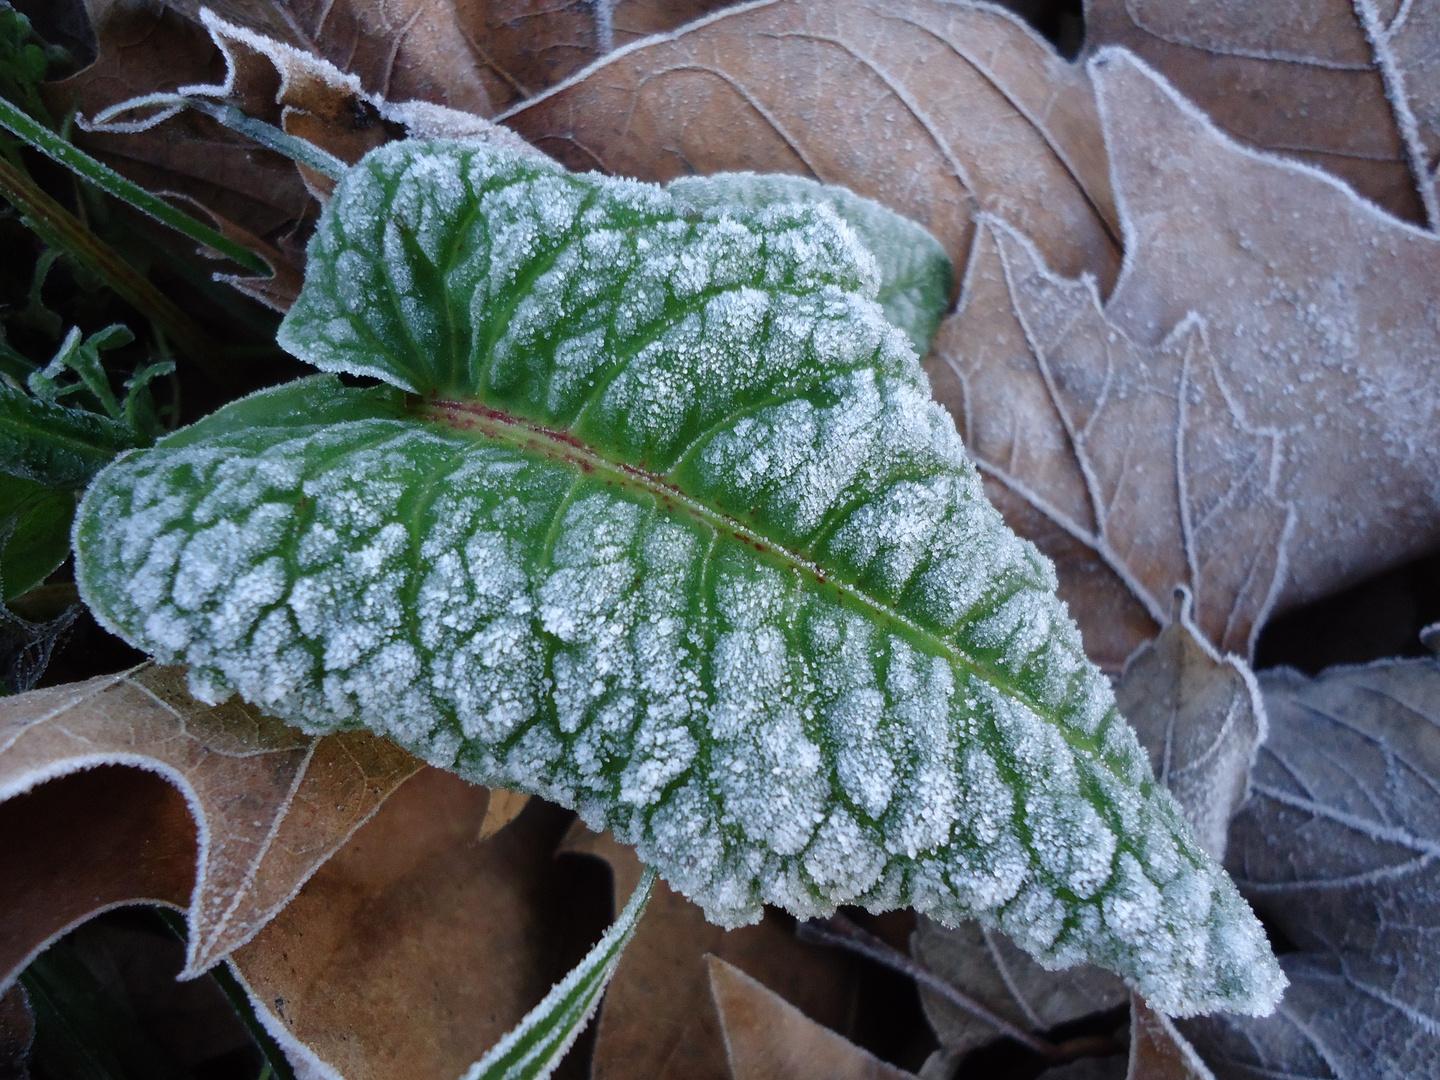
[74,141,1284,1017]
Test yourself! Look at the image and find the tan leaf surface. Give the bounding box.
[1127,995,1216,1080]
[446,0,737,113]
[503,0,1122,289]
[1115,591,1266,861]
[476,786,530,839]
[0,665,420,982]
[910,916,1126,1060]
[708,955,914,1080]
[927,50,1440,667]
[1084,0,1440,227]
[227,768,562,1080]
[562,823,856,1080]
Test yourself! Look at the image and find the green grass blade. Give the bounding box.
[462,867,657,1080]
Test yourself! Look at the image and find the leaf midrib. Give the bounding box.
[415,395,1100,755]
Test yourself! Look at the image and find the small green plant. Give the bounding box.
[71,139,1283,1023]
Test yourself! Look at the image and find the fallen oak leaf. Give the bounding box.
[43,0,313,245]
[707,954,914,1080]
[1115,590,1267,861]
[181,0,496,115]
[925,215,1289,670]
[927,49,1440,667]
[561,822,857,1080]
[502,0,1122,290]
[1179,657,1440,1078]
[1083,0,1440,227]
[226,769,580,1080]
[0,664,421,981]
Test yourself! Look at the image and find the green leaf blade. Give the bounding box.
[0,382,134,488]
[77,142,1284,1018]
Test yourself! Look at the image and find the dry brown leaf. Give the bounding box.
[227,768,566,1080]
[0,665,420,982]
[1084,0,1440,227]
[708,954,914,1080]
[561,822,856,1080]
[1127,995,1215,1080]
[476,786,530,839]
[503,0,1122,290]
[910,917,1126,1061]
[1115,591,1266,861]
[176,0,495,115]
[445,0,737,113]
[43,0,313,241]
[926,49,1440,668]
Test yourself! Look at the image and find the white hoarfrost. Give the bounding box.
[76,141,1284,1017]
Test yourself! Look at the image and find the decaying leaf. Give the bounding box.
[1084,0,1440,227]
[708,954,915,1080]
[1180,657,1440,1078]
[0,664,420,982]
[503,0,1121,289]
[173,0,495,115]
[910,916,1126,1061]
[562,823,856,1080]
[1115,591,1266,860]
[927,50,1440,668]
[44,0,312,241]
[1129,995,1215,1080]
[227,768,571,1080]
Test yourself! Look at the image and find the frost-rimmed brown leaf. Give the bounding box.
[926,50,1440,670]
[1180,658,1440,1077]
[0,663,419,983]
[73,139,1281,1015]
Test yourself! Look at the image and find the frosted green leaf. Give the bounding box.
[666,172,953,352]
[73,140,1283,1017]
[464,867,656,1080]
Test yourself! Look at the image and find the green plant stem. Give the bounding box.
[0,94,270,275]
[0,153,231,387]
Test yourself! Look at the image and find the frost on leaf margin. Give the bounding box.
[74,140,1283,1017]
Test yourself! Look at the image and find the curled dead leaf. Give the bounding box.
[1128,995,1215,1080]
[503,0,1121,290]
[0,664,421,984]
[477,786,530,840]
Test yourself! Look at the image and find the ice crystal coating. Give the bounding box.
[74,141,1283,1017]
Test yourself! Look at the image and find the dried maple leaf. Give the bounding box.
[926,50,1440,668]
[561,823,856,1080]
[503,0,1122,289]
[0,664,420,984]
[226,767,572,1080]
[707,955,914,1080]
[1084,0,1440,227]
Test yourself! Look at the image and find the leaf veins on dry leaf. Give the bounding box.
[1084,0,1440,227]
[926,49,1440,670]
[0,664,420,983]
